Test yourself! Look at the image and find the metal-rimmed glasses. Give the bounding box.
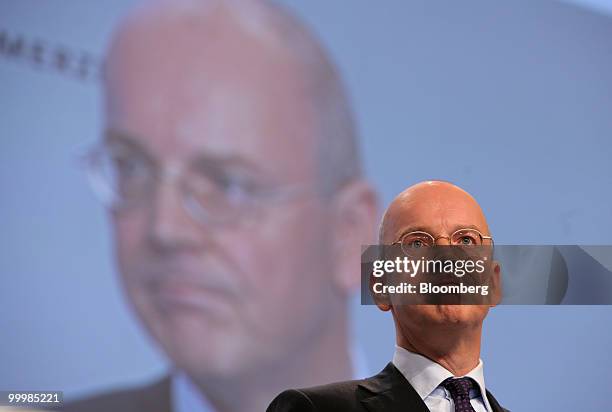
[82,140,315,226]
[392,228,494,256]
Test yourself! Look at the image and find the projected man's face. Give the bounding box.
[104,16,340,379]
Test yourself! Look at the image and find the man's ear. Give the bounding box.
[331,179,378,296]
[489,260,503,307]
[369,272,392,311]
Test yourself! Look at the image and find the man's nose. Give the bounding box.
[147,180,205,252]
[434,236,452,246]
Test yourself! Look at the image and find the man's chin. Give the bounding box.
[156,325,252,378]
[138,308,239,363]
[430,304,488,325]
[403,304,486,325]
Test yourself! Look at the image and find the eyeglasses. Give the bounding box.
[392,228,494,256]
[82,142,314,225]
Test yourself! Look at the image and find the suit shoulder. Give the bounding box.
[267,389,316,412]
[300,379,363,403]
[267,379,364,412]
[63,376,170,412]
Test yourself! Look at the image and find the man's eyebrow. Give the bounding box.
[189,152,269,177]
[450,224,485,233]
[104,129,270,177]
[104,129,151,155]
[394,226,432,240]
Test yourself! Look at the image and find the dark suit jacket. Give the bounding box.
[62,376,172,412]
[267,363,508,412]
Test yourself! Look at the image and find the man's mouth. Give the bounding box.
[149,276,238,313]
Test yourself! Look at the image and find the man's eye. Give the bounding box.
[459,236,475,245]
[114,155,149,179]
[211,173,246,191]
[222,177,253,197]
[205,173,260,201]
[410,240,424,248]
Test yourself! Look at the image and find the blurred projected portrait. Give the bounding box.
[71,1,378,412]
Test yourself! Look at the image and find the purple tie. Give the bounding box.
[441,377,478,412]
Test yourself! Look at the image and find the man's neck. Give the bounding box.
[188,309,354,412]
[398,324,483,376]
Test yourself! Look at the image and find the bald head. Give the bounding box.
[379,181,490,244]
[104,0,360,193]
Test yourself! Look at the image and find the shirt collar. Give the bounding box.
[171,371,215,412]
[392,345,492,412]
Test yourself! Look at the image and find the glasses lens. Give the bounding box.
[85,145,154,209]
[183,164,260,224]
[401,232,434,255]
[451,229,484,246]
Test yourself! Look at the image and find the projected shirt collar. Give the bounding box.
[171,342,370,412]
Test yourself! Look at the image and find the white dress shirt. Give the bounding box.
[392,345,492,412]
[171,343,370,412]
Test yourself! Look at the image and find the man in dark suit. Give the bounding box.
[268,181,508,412]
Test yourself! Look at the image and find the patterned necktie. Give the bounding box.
[441,377,479,412]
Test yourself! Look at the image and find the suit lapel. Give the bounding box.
[357,363,429,412]
[486,389,507,412]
